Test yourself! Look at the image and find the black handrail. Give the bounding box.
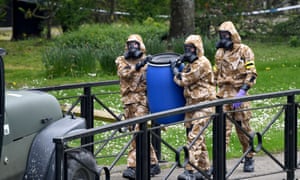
[30,80,119,91]
[29,82,300,179]
[48,84,299,180]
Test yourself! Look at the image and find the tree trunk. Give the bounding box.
[12,0,43,40]
[109,0,115,22]
[46,16,51,39]
[290,0,298,5]
[169,0,195,39]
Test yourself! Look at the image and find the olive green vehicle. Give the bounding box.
[0,48,98,180]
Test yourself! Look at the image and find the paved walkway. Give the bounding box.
[105,152,300,179]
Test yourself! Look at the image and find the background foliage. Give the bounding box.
[1,0,299,79]
[42,20,222,78]
[55,0,95,32]
[43,21,169,77]
[5,0,298,39]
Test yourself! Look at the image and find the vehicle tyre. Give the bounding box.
[67,148,98,180]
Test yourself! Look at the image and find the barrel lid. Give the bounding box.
[148,52,180,65]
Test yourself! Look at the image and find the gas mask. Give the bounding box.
[182,44,198,63]
[216,31,233,50]
[124,41,143,60]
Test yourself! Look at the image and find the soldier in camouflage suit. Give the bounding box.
[171,35,216,180]
[115,34,160,179]
[214,21,257,172]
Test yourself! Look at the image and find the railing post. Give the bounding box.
[136,122,150,180]
[213,104,226,180]
[54,138,65,180]
[152,122,162,161]
[81,87,94,153]
[0,52,5,159]
[285,94,297,180]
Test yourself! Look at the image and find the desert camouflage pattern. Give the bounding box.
[174,35,216,104]
[115,34,158,167]
[174,35,216,171]
[185,108,214,171]
[214,21,257,158]
[215,21,257,95]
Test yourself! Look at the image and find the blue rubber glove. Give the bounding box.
[233,89,247,109]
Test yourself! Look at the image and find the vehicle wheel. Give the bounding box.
[67,149,98,180]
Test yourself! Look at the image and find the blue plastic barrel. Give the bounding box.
[146,53,186,124]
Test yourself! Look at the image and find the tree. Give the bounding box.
[55,0,95,32]
[115,0,169,23]
[12,0,45,40]
[169,0,195,38]
[11,0,96,40]
[0,0,8,21]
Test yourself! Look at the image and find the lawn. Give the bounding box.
[249,40,300,93]
[0,38,299,91]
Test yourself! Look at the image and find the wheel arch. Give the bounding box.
[23,116,86,180]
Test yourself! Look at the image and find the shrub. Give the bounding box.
[272,15,300,37]
[96,43,123,75]
[168,36,185,54]
[42,46,97,78]
[55,0,96,32]
[144,37,168,55]
[43,22,169,77]
[202,35,218,64]
[43,21,217,78]
[288,36,300,47]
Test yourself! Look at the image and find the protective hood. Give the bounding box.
[218,21,241,44]
[184,35,204,57]
[125,34,146,53]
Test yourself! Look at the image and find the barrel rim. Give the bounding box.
[148,52,181,65]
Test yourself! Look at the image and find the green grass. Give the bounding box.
[0,37,299,165]
[247,40,300,93]
[1,39,299,91]
[0,38,115,89]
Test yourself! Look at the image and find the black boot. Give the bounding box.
[177,170,195,180]
[194,168,213,180]
[193,172,206,180]
[150,164,161,176]
[122,167,136,179]
[244,157,254,172]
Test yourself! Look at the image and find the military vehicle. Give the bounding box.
[0,48,98,179]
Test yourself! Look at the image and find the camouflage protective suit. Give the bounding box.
[115,34,158,168]
[173,35,216,171]
[214,21,257,158]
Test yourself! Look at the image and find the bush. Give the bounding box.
[55,0,96,32]
[288,36,300,47]
[144,37,168,55]
[42,46,97,78]
[43,21,217,78]
[202,35,218,63]
[272,15,300,37]
[168,36,185,54]
[96,43,123,75]
[43,22,169,77]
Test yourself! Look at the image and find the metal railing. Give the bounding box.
[31,82,300,180]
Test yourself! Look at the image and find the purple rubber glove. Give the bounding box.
[233,89,247,109]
